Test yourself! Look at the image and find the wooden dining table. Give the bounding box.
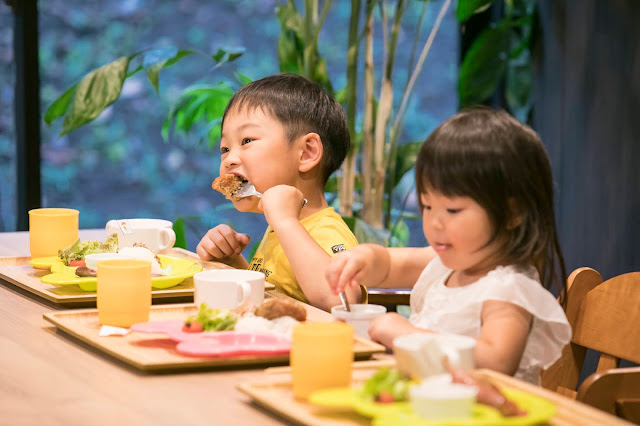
[0,229,308,425]
[0,230,633,425]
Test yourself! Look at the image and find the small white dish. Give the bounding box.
[409,374,477,420]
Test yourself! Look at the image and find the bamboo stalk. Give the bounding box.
[361,3,375,221]
[366,0,405,229]
[339,0,361,217]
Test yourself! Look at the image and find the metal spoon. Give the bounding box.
[339,291,351,312]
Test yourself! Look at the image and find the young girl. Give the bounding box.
[325,107,572,384]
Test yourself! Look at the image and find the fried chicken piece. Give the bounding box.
[212,174,243,200]
[255,298,307,322]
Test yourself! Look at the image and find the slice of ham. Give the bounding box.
[449,368,526,417]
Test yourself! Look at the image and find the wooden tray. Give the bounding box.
[43,300,386,373]
[0,248,267,308]
[238,368,631,426]
[238,369,377,426]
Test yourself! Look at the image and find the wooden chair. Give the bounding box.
[366,288,411,312]
[577,366,640,424]
[541,267,640,421]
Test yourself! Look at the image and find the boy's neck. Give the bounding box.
[296,181,330,220]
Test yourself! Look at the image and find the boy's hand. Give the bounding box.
[196,224,250,266]
[259,185,305,226]
[324,245,376,294]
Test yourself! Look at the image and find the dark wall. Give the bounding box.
[533,0,640,280]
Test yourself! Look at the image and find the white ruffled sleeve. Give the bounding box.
[477,267,572,370]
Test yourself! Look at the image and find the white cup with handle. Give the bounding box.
[193,269,265,310]
[393,333,476,380]
[105,218,176,254]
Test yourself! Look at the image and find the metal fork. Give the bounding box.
[233,182,307,207]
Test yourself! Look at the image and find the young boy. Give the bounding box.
[196,73,362,311]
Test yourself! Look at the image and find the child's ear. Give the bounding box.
[298,132,323,173]
[507,198,523,230]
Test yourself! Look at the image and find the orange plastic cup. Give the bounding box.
[97,259,152,327]
[28,208,79,258]
[291,322,354,400]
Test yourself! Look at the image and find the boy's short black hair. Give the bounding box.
[221,73,349,183]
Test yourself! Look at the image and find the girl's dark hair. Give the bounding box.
[415,107,567,305]
[221,73,349,184]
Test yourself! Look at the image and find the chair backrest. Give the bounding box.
[541,267,604,396]
[541,268,640,411]
[577,366,640,424]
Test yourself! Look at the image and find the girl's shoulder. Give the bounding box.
[478,263,570,327]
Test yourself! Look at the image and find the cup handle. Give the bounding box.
[237,281,251,305]
[158,228,176,251]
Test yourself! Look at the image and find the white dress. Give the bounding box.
[408,256,572,384]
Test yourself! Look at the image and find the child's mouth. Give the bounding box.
[434,243,451,253]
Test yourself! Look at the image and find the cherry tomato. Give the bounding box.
[70,259,86,267]
[375,392,396,404]
[182,320,203,333]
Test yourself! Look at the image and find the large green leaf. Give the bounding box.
[211,47,245,68]
[393,141,423,188]
[143,48,195,94]
[456,0,494,23]
[43,84,76,125]
[60,56,131,136]
[163,82,234,146]
[505,49,532,122]
[458,21,511,107]
[276,4,305,74]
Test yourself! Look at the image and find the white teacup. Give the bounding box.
[193,270,265,310]
[393,333,476,380]
[105,219,176,254]
[410,374,477,420]
[331,304,387,339]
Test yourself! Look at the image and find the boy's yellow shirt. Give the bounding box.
[248,207,358,304]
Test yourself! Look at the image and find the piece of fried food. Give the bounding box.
[212,174,243,200]
[255,298,307,322]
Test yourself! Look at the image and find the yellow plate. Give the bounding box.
[29,256,64,269]
[310,387,554,425]
[40,255,203,291]
[372,389,556,426]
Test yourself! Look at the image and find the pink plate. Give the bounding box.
[130,320,292,357]
[176,331,291,357]
[130,320,183,335]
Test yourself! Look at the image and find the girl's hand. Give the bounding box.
[260,185,305,226]
[324,245,377,294]
[368,313,422,348]
[196,224,250,267]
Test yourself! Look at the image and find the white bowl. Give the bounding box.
[84,253,133,270]
[409,374,477,420]
[331,304,387,339]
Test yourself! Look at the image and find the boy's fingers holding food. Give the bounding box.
[214,226,246,257]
